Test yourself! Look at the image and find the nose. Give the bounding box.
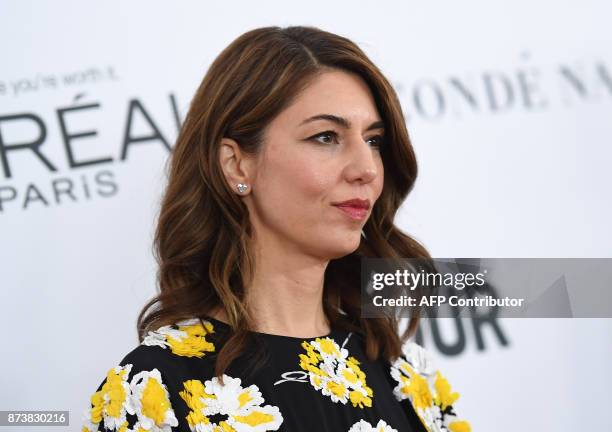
[343,135,379,184]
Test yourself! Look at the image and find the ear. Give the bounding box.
[219,137,253,195]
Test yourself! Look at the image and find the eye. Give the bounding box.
[367,134,385,150]
[309,130,339,145]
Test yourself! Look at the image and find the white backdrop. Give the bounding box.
[1,1,611,430]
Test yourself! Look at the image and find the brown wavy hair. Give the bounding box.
[137,25,431,380]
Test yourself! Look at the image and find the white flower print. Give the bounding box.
[401,341,435,376]
[82,364,133,432]
[142,318,216,358]
[418,404,444,432]
[347,418,398,432]
[129,369,179,432]
[389,341,471,432]
[179,374,283,432]
[82,364,179,432]
[298,336,373,408]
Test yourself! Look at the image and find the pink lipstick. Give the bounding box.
[332,198,370,221]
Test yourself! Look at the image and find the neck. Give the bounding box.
[212,238,332,338]
[246,255,330,338]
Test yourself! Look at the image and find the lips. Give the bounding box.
[332,198,370,209]
[332,198,371,221]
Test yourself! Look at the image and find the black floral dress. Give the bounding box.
[82,316,471,432]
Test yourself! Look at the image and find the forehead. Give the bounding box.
[271,69,381,129]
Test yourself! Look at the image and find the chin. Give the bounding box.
[324,234,362,259]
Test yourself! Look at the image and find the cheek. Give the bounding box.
[258,149,335,218]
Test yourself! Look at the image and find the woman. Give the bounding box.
[82,26,470,432]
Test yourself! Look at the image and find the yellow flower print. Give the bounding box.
[299,337,373,408]
[142,318,216,358]
[389,341,471,432]
[130,369,179,432]
[83,364,132,431]
[179,379,215,428]
[82,364,179,432]
[318,338,341,357]
[179,374,283,431]
[434,371,459,411]
[325,380,349,402]
[406,370,433,410]
[448,420,471,432]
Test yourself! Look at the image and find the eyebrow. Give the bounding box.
[299,114,385,132]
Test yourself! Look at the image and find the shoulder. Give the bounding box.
[82,317,220,432]
[139,317,219,359]
[387,341,472,432]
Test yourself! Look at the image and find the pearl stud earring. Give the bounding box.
[236,183,248,193]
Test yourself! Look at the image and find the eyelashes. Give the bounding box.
[309,131,339,145]
[308,130,385,149]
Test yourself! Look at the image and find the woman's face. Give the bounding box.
[246,69,385,259]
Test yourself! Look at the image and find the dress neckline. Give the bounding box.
[203,315,337,341]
